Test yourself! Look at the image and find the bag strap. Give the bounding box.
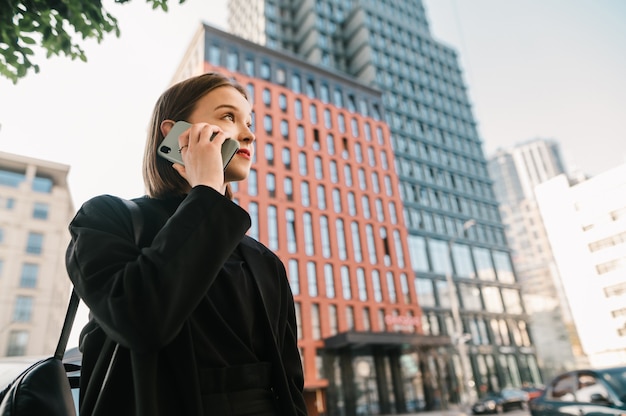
[54,289,80,360]
[55,197,144,361]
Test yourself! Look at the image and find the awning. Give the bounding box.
[323,330,452,350]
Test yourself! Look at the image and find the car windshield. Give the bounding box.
[601,367,626,401]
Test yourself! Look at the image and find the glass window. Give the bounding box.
[366,225,377,264]
[248,169,257,196]
[388,202,397,224]
[357,268,368,301]
[298,152,308,175]
[316,185,327,210]
[320,216,331,258]
[386,272,397,302]
[294,99,303,120]
[311,303,321,339]
[361,195,371,219]
[324,264,336,299]
[329,161,338,183]
[483,286,504,312]
[209,45,220,64]
[346,306,355,330]
[332,188,342,213]
[262,88,271,106]
[326,134,335,155]
[261,61,271,80]
[304,212,314,256]
[263,115,273,135]
[301,181,310,206]
[248,202,259,240]
[307,262,318,297]
[362,307,371,331]
[347,192,356,216]
[244,57,254,76]
[501,288,523,314]
[26,232,43,255]
[436,280,451,308]
[13,296,33,322]
[286,209,297,253]
[328,304,338,335]
[265,143,274,165]
[452,243,475,278]
[32,202,49,220]
[20,263,38,288]
[296,125,305,146]
[350,118,359,138]
[384,229,398,267]
[341,266,351,300]
[338,114,346,133]
[267,205,278,250]
[358,169,367,190]
[336,219,347,260]
[414,278,435,307]
[372,270,383,302]
[350,222,363,263]
[493,251,515,283]
[288,259,300,295]
[0,170,25,187]
[284,178,293,201]
[546,374,576,401]
[314,156,324,180]
[309,104,318,124]
[473,247,496,280]
[6,330,29,356]
[278,93,287,111]
[400,273,410,304]
[343,164,353,186]
[459,283,482,310]
[428,239,451,274]
[324,109,332,128]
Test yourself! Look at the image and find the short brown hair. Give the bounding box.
[143,72,248,198]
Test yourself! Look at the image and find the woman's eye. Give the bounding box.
[223,113,234,121]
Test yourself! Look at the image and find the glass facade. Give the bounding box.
[217,0,542,412]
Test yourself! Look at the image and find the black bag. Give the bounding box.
[0,290,80,416]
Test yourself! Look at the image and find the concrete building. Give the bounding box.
[0,151,74,357]
[488,139,587,381]
[536,163,626,368]
[225,0,541,412]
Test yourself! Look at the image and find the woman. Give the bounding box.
[66,72,307,415]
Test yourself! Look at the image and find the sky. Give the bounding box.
[1,0,625,211]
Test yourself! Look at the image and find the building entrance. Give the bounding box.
[322,331,453,415]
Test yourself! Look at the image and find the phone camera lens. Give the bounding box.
[160,146,171,154]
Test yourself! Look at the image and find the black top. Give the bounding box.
[192,246,269,368]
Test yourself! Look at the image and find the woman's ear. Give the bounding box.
[160,120,175,138]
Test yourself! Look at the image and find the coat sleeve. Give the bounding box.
[66,186,251,352]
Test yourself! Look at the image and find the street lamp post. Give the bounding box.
[446,219,477,413]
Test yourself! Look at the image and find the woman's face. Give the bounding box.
[187,86,255,183]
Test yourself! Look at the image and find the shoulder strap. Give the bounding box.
[55,197,144,360]
[54,289,80,360]
[119,198,144,246]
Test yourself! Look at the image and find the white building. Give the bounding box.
[536,163,626,368]
[488,139,585,380]
[0,151,74,357]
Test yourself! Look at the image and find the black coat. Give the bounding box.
[66,186,306,415]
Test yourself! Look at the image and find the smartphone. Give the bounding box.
[157,121,240,171]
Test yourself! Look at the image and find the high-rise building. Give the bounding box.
[488,139,586,381]
[536,163,626,368]
[0,151,74,358]
[226,0,541,411]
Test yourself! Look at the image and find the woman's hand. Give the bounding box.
[172,123,227,192]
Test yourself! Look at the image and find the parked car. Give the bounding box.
[521,385,545,401]
[529,366,626,415]
[472,388,529,414]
